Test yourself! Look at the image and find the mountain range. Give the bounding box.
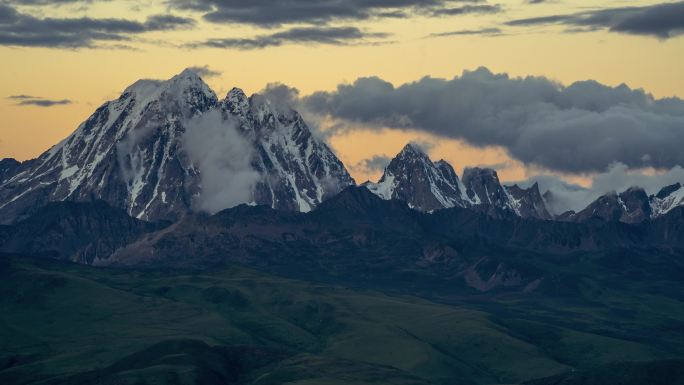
[3,69,684,385]
[1,68,684,226]
[0,69,353,224]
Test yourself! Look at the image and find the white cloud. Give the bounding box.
[183,110,260,214]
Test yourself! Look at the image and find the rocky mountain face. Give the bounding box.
[0,158,21,183]
[0,69,354,224]
[651,183,684,218]
[50,187,682,292]
[363,144,472,212]
[2,187,684,295]
[364,144,552,219]
[0,70,217,224]
[219,88,355,212]
[1,69,682,226]
[0,200,165,264]
[563,184,684,224]
[505,183,554,220]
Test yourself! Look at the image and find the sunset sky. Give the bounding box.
[1,0,683,189]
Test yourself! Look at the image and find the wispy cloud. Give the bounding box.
[507,1,684,39]
[187,65,222,78]
[429,4,502,16]
[187,26,390,50]
[7,94,73,106]
[428,27,503,37]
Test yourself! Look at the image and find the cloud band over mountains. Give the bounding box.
[301,67,684,174]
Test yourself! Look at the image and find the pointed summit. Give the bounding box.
[651,183,684,218]
[365,144,471,211]
[121,69,217,121]
[219,84,355,212]
[221,87,250,118]
[434,160,461,188]
[504,183,552,220]
[0,70,354,223]
[462,167,506,206]
[397,143,429,160]
[655,183,682,200]
[570,187,650,224]
[178,67,202,78]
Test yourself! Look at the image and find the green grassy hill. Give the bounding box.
[1,256,683,385]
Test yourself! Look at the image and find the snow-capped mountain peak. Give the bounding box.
[364,144,473,212]
[0,69,354,223]
[568,186,652,224]
[222,87,250,117]
[651,183,684,218]
[462,167,510,207]
[655,183,682,200]
[218,83,355,213]
[434,159,472,204]
[364,148,553,219]
[504,183,553,220]
[123,69,217,118]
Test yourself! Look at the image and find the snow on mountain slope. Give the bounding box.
[504,183,553,220]
[0,69,354,224]
[651,183,684,218]
[567,186,658,224]
[363,144,552,218]
[219,89,355,212]
[0,69,217,223]
[364,144,473,212]
[461,167,515,210]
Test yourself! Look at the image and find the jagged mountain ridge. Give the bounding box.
[21,188,679,292]
[561,183,684,224]
[1,70,683,225]
[0,200,166,264]
[363,143,684,223]
[364,144,553,219]
[0,69,354,224]
[363,144,473,212]
[219,88,355,212]
[3,188,684,293]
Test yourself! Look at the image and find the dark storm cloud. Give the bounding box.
[0,4,195,48]
[302,67,684,174]
[166,0,500,27]
[187,26,389,50]
[429,27,502,37]
[507,1,684,39]
[7,95,73,106]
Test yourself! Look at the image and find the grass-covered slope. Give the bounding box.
[2,256,684,385]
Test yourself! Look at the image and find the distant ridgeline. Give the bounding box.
[2,69,684,385]
[2,69,683,227]
[1,68,684,271]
